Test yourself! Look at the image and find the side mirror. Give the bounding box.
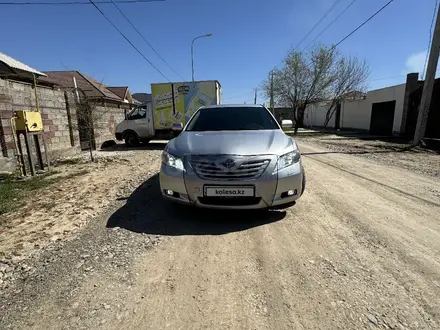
[281,119,293,128]
[172,122,184,131]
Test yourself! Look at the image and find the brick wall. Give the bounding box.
[93,105,125,148]
[0,78,81,172]
[0,78,128,172]
[66,99,126,151]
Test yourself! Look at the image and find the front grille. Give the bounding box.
[190,157,270,180]
[198,197,262,206]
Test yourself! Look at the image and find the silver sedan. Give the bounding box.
[159,104,306,209]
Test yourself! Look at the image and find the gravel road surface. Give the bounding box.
[1,140,439,330]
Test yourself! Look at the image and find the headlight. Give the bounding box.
[275,150,300,172]
[162,151,185,171]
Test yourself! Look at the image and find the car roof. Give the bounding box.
[199,104,266,109]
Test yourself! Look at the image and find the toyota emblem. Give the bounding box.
[222,159,236,169]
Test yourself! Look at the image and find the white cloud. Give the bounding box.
[403,50,427,74]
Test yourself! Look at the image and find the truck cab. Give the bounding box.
[115,104,155,146]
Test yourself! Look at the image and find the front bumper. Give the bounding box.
[159,157,304,210]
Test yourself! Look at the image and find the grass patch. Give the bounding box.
[54,158,83,165]
[0,169,89,215]
[0,175,60,215]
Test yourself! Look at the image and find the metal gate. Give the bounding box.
[369,101,396,135]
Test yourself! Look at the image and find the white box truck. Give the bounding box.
[115,80,221,146]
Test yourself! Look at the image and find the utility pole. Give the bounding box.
[254,88,258,104]
[269,71,274,115]
[413,4,440,144]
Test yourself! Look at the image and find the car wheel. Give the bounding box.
[124,132,140,147]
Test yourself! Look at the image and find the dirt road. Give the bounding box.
[1,140,439,329]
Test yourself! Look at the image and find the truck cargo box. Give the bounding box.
[151,80,221,130]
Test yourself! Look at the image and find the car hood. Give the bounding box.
[168,130,295,156]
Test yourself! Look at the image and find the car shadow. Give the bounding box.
[106,174,286,236]
[101,142,167,152]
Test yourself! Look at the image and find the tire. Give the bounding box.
[124,132,140,147]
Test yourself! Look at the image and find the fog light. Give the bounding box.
[281,189,297,198]
[165,190,180,198]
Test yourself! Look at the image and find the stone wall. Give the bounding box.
[0,78,126,173]
[0,78,83,172]
[93,105,126,148]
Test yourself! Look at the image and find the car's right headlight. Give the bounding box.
[161,151,185,171]
[274,150,301,172]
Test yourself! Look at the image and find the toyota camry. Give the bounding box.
[159,104,306,209]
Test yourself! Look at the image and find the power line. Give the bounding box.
[422,0,439,79]
[293,0,342,50]
[370,67,440,84]
[88,0,170,81]
[109,0,185,80]
[0,0,164,5]
[273,0,395,73]
[267,0,396,104]
[332,0,395,49]
[273,0,342,70]
[301,0,358,52]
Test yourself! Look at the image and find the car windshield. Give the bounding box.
[185,106,280,131]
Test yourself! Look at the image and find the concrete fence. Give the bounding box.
[0,78,125,173]
[304,83,407,135]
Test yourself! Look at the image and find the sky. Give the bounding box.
[1,0,438,104]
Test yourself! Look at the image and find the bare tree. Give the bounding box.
[323,56,370,127]
[263,45,369,134]
[69,88,103,162]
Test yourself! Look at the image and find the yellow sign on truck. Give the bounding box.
[151,80,222,130]
[115,80,221,146]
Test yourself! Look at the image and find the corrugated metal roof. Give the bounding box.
[0,52,46,77]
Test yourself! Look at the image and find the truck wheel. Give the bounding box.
[124,132,140,147]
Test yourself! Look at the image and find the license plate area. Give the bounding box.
[204,186,255,197]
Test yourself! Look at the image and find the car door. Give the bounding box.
[132,106,153,138]
[144,103,154,136]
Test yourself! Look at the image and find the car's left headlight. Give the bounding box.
[162,151,185,171]
[275,150,301,172]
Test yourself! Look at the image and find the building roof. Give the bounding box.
[132,93,152,104]
[40,71,122,101]
[0,52,46,77]
[107,86,128,100]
